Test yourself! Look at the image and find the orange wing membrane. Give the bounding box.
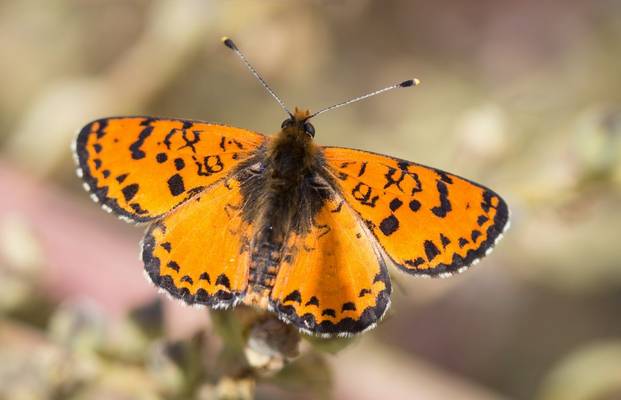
[322,147,509,277]
[74,117,265,222]
[142,176,252,308]
[269,193,391,336]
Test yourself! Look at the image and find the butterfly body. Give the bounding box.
[238,108,330,305]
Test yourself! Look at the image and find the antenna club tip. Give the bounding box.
[221,36,237,50]
[400,79,420,88]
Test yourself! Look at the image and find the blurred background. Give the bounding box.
[1,1,621,399]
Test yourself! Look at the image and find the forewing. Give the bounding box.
[141,176,252,308]
[74,116,266,222]
[269,194,391,337]
[322,147,509,277]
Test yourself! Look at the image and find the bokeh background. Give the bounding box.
[1,1,621,399]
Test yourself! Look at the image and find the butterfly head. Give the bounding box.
[281,107,315,138]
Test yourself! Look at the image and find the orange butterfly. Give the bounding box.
[73,38,509,337]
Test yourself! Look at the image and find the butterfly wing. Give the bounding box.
[142,175,252,308]
[322,147,509,277]
[74,116,266,222]
[269,193,391,337]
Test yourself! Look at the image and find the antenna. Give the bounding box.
[222,37,292,117]
[308,79,420,120]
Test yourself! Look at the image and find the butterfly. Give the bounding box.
[73,38,509,337]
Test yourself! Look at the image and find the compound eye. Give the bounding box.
[304,122,315,137]
[281,118,293,129]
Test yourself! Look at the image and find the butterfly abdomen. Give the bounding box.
[244,168,301,300]
[247,226,282,289]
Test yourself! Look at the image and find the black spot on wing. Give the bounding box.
[199,272,211,283]
[471,230,482,242]
[397,161,409,170]
[156,152,167,163]
[194,155,224,175]
[179,129,201,152]
[351,182,379,207]
[405,258,425,268]
[95,119,108,138]
[163,128,180,150]
[359,288,372,297]
[174,158,185,171]
[440,234,451,248]
[93,143,102,153]
[305,296,319,306]
[322,309,336,318]
[409,199,421,212]
[435,170,454,184]
[396,162,423,195]
[116,173,128,183]
[129,126,153,160]
[122,184,139,202]
[93,159,102,170]
[160,242,172,252]
[389,198,403,211]
[181,275,193,285]
[130,203,149,215]
[167,174,185,196]
[458,238,469,248]
[139,117,156,126]
[431,180,452,217]
[341,302,356,312]
[424,240,440,262]
[358,161,368,177]
[230,139,245,149]
[481,190,498,212]
[384,167,406,191]
[283,290,302,304]
[215,274,231,289]
[477,215,489,226]
[379,215,399,236]
[102,169,110,178]
[167,261,180,272]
